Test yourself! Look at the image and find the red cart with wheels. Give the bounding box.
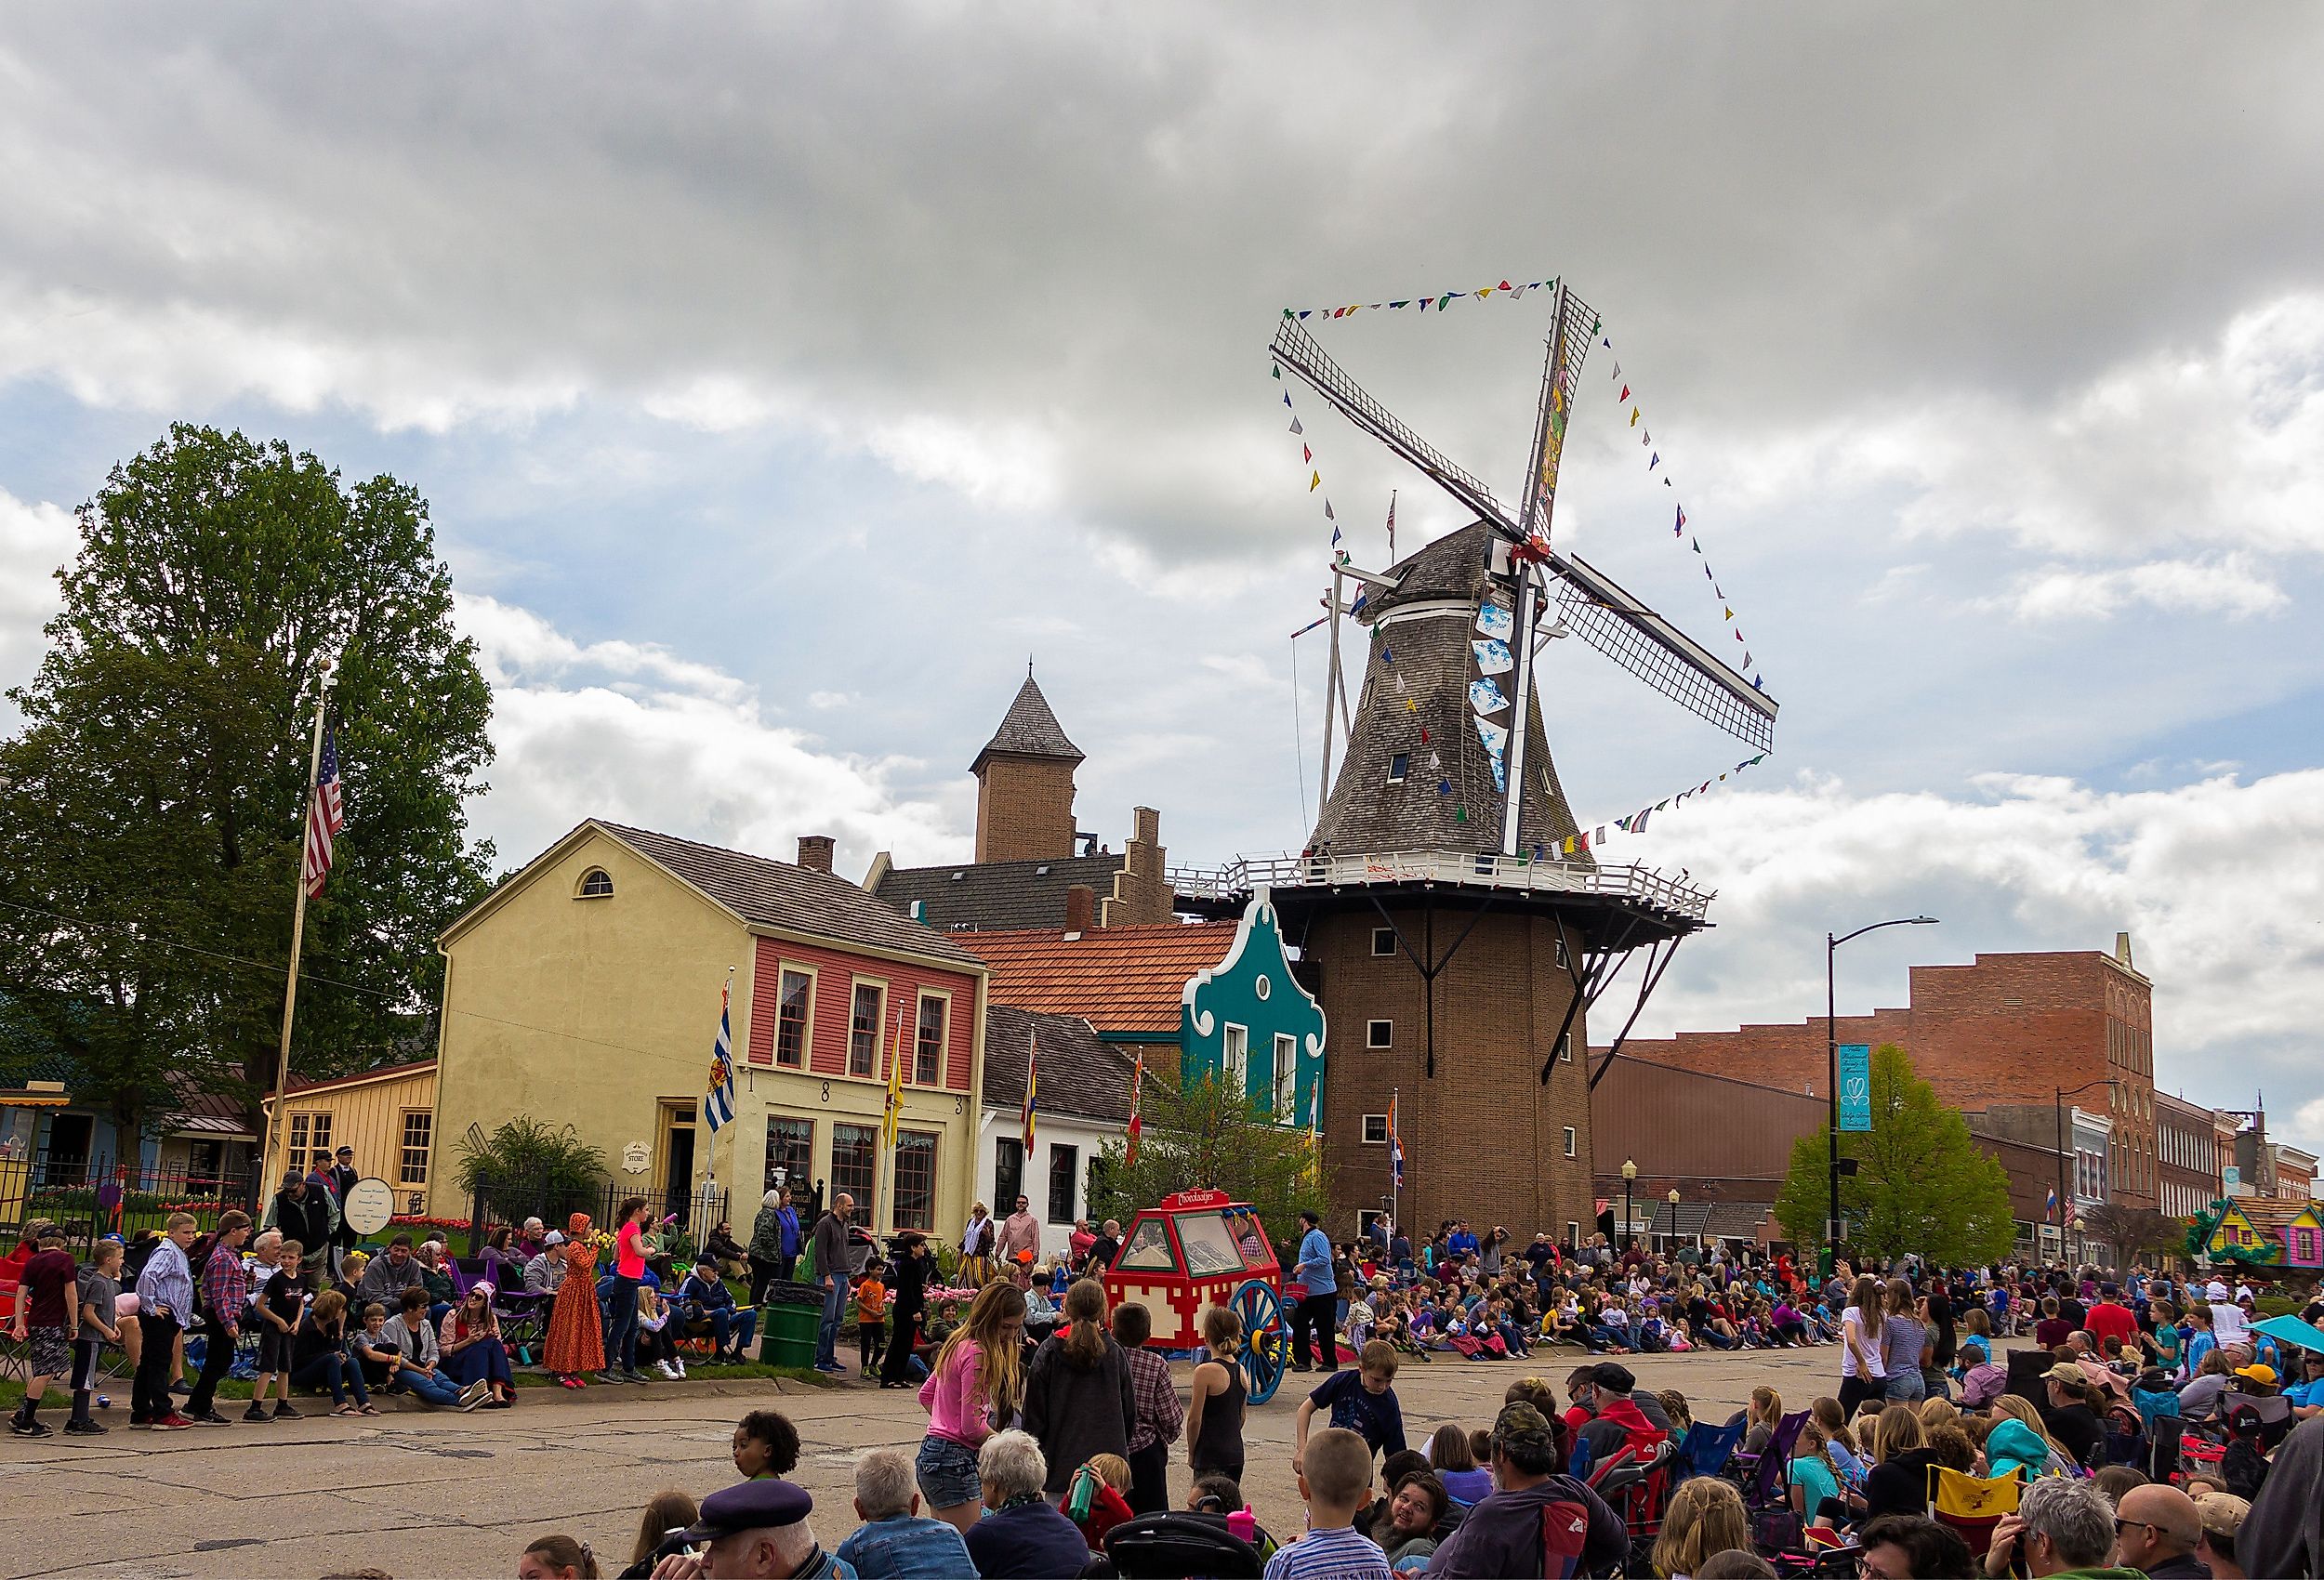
[1099,1188,1289,1403]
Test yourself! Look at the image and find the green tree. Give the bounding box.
[1089,1072,1325,1254]
[1775,1043,2015,1266]
[0,426,495,1139]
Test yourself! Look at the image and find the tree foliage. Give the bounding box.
[1089,1071,1325,1255]
[0,426,495,1135]
[1775,1044,2016,1266]
[2083,1203,2186,1261]
[456,1116,609,1226]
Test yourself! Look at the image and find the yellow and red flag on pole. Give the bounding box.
[1020,1027,1038,1155]
[880,999,906,1151]
[1124,1052,1144,1165]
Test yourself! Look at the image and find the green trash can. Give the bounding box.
[759,1280,825,1370]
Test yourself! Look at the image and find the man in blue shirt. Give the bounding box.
[1447,1220,1480,1261]
[1289,1210,1340,1373]
[835,1445,972,1578]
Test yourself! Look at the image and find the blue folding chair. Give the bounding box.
[1671,1418,1749,1484]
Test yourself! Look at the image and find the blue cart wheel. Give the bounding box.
[1231,1280,1287,1404]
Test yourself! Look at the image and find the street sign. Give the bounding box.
[1838,1044,1872,1131]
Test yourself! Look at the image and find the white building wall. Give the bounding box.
[972,1105,1128,1262]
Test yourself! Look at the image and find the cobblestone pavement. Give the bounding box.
[5,1344,1851,1578]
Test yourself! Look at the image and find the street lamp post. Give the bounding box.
[1622,1158,1638,1254]
[2055,1077,2120,1271]
[1667,1187,1682,1256]
[1824,915,1940,1279]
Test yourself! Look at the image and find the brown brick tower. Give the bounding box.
[1258,522,1711,1243]
[972,672,1083,864]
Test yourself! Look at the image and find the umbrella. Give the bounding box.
[2254,1314,2324,1356]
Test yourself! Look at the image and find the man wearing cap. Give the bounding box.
[2111,1483,2211,1578]
[327,1146,361,1271]
[2041,1363,2106,1469]
[263,1169,335,1288]
[2208,1281,2250,1352]
[650,1477,853,1580]
[1426,1402,1625,1578]
[1575,1362,1668,1466]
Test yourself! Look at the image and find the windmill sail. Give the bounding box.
[1268,315,1777,755]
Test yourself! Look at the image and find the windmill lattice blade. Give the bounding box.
[1551,562,1777,753]
[1269,318,1517,536]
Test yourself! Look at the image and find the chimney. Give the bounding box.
[2114,931,2134,970]
[797,835,835,875]
[1063,884,1096,935]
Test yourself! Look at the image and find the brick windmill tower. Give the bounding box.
[1234,292,1780,1241]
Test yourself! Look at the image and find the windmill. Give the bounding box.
[1172,285,1780,1239]
[1270,283,1776,862]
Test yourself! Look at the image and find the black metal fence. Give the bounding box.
[1,1152,257,1247]
[455,1175,786,1261]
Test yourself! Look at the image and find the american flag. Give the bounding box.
[302,726,345,899]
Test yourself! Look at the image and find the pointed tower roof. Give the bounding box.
[971,673,1085,775]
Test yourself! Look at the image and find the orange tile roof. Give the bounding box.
[963,922,1238,1035]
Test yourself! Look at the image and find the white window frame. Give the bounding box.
[1273,1033,1298,1120]
[1357,1208,1387,1240]
[1387,753,1409,784]
[1566,1221,1581,1247]
[769,964,817,1069]
[1222,1023,1248,1095]
[1560,1030,1575,1062]
[1371,927,1398,957]
[1367,1019,1393,1048]
[913,990,950,1087]
[847,977,888,1080]
[1563,1126,1578,1158]
[1361,1113,1388,1144]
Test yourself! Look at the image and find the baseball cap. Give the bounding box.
[1591,1361,1637,1393]
[1490,1401,1559,1460]
[543,1230,565,1246]
[2233,1363,2277,1385]
[2193,1493,2251,1540]
[2041,1363,2089,1386]
[679,1478,812,1543]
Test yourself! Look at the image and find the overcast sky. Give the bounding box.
[4,6,2321,1149]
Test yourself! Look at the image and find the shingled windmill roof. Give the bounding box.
[971,674,1085,774]
[1308,520,1588,859]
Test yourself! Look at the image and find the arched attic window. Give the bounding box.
[575,867,614,899]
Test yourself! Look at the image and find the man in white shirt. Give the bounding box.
[2208,1280,2251,1350]
[998,1194,1042,1268]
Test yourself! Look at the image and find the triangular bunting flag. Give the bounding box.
[1437,779,1452,795]
[1302,444,1312,462]
[1674,506,1685,535]
[1630,408,1640,427]
[1309,471,1321,492]
[1648,453,1660,469]
[1619,385,1631,402]
[1723,607,1734,620]
[1324,499,1335,520]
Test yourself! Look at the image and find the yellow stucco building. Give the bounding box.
[429,820,988,1240]
[261,1059,439,1209]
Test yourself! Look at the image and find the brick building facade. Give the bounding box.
[1611,935,2159,1213]
[2156,1089,2225,1221]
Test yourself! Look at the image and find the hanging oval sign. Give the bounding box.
[342,1177,397,1239]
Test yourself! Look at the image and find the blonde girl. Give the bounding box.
[1651,1477,1751,1577]
[916,1280,1027,1534]
[1743,1386,1785,1455]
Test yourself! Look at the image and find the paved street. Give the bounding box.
[6,1343,1852,1579]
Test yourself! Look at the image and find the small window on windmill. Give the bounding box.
[1367,1019,1393,1049]
[1361,1113,1388,1144]
[1035,865,1050,876]
[1371,928,1397,957]
[1387,753,1409,784]
[1563,1126,1578,1158]
[949,870,966,882]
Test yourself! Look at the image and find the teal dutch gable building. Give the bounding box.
[1179,889,1327,1126]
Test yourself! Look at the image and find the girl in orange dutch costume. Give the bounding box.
[545,1211,605,1385]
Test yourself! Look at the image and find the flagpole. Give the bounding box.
[260,656,337,1194]
[1391,1086,1401,1251]
[1319,563,1344,813]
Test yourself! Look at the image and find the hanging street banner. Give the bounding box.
[1838,1044,1873,1132]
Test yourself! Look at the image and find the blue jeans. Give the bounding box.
[698,1307,758,1356]
[389,1368,464,1406]
[290,1352,370,1406]
[604,1276,640,1372]
[816,1278,845,1369]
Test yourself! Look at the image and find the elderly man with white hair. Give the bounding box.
[1981,1478,2133,1579]
[832,1447,972,1578]
[650,1479,851,1580]
[962,1430,1090,1580]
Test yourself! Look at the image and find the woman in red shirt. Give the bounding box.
[603,1196,654,1383]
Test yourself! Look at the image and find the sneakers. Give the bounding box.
[244,1402,271,1423]
[456,1380,491,1412]
[152,1413,193,1430]
[621,1368,652,1384]
[9,1415,51,1438]
[63,1418,107,1436]
[671,1357,686,1378]
[190,1410,231,1426]
[594,1368,625,1385]
[270,1402,301,1420]
[655,1360,680,1380]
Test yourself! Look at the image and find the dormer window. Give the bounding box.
[1387,753,1409,784]
[576,868,614,899]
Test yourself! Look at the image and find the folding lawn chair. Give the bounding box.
[0,1274,26,1381]
[1927,1464,2021,1559]
[1672,1418,1748,1485]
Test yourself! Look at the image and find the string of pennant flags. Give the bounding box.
[1552,750,1769,858]
[1282,276,1562,320]
[1597,329,1764,691]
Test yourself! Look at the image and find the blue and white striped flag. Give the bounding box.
[704,981,736,1133]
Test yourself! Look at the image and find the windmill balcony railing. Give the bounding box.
[1168,849,1712,920]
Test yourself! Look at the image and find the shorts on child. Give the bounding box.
[915,1433,981,1508]
[257,1325,295,1373]
[25,1324,70,1379]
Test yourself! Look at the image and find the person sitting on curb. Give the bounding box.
[833,1445,974,1578]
